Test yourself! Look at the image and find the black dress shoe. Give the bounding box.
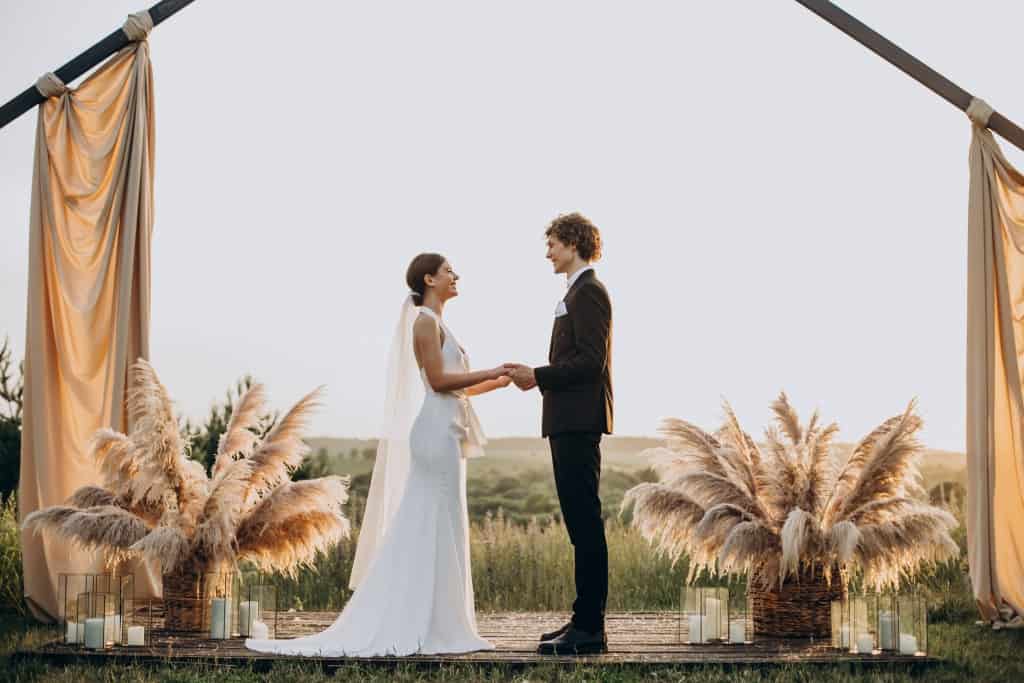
[536,626,608,655]
[539,620,573,642]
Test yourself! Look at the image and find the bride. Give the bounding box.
[246,253,510,656]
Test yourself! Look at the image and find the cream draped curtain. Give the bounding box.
[967,99,1024,625]
[18,34,159,621]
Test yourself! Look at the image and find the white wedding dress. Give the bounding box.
[246,305,494,657]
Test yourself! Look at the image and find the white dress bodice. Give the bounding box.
[415,307,486,459]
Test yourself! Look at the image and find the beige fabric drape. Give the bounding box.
[18,40,159,622]
[966,101,1024,623]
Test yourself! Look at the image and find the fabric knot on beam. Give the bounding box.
[34,73,67,99]
[122,10,153,42]
[968,98,994,128]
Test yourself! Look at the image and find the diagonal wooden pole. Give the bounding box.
[0,0,196,131]
[794,0,1024,152]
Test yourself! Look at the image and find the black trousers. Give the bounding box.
[549,432,608,633]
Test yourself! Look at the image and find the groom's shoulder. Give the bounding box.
[576,275,611,308]
[583,272,610,297]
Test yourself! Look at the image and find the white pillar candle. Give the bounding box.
[687,614,709,643]
[729,620,746,644]
[126,625,145,646]
[250,620,269,640]
[838,625,851,648]
[238,600,259,637]
[210,598,231,639]
[878,611,896,650]
[84,618,105,650]
[65,621,82,644]
[899,633,919,655]
[856,633,875,654]
[705,598,721,640]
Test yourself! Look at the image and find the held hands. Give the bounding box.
[488,366,514,385]
[503,363,537,391]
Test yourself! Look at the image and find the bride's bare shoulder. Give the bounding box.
[413,312,437,332]
[413,313,444,345]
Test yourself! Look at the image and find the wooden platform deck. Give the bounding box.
[16,610,939,672]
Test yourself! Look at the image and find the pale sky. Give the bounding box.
[4,1,1024,451]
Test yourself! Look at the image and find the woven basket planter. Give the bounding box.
[750,566,845,638]
[162,565,206,633]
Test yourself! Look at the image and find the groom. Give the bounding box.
[506,212,613,655]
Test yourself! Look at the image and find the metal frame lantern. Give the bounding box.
[830,594,876,654]
[59,573,131,647]
[681,585,729,644]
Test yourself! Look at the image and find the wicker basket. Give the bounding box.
[162,566,205,633]
[750,566,845,638]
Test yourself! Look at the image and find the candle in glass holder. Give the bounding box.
[856,633,874,654]
[899,633,919,655]
[84,618,105,649]
[210,598,231,639]
[126,625,146,646]
[878,610,896,650]
[687,614,709,643]
[250,620,269,639]
[838,625,851,649]
[705,598,722,640]
[65,621,82,644]
[729,620,745,644]
[238,600,260,637]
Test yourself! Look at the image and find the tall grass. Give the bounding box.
[472,511,687,611]
[268,510,688,613]
[0,495,24,616]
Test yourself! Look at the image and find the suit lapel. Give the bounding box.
[549,269,594,361]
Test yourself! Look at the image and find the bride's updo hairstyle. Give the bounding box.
[406,253,446,305]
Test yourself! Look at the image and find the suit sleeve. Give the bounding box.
[534,283,611,392]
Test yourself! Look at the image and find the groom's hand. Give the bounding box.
[503,363,537,391]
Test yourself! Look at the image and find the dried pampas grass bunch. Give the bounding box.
[622,393,959,591]
[23,360,351,578]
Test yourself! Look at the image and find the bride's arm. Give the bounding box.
[414,316,507,393]
[464,376,512,396]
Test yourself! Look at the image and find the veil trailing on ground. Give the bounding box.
[348,295,424,589]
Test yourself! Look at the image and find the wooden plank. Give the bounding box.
[15,611,940,671]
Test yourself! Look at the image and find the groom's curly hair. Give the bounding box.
[545,212,603,263]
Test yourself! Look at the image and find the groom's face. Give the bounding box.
[546,236,576,275]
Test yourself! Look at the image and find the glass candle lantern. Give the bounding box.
[831,594,876,654]
[681,586,729,644]
[76,591,119,650]
[203,572,239,639]
[58,573,132,645]
[896,593,928,656]
[876,593,900,652]
[726,584,752,644]
[235,574,279,640]
[123,596,157,647]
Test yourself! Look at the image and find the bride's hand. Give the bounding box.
[494,375,512,388]
[487,365,511,381]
